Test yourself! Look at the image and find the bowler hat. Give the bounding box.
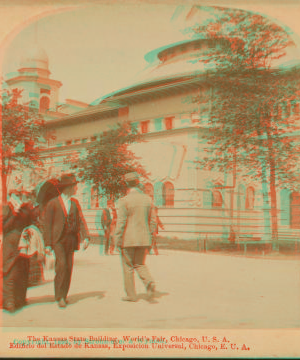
[59,173,78,188]
[124,172,139,182]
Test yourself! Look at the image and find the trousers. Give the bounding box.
[53,234,75,301]
[121,246,153,298]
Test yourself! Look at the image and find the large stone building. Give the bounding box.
[5,7,300,246]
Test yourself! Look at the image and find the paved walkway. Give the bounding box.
[2,245,300,329]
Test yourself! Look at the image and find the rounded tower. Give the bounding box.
[5,45,62,114]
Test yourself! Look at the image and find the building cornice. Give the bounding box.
[6,76,62,88]
[45,65,300,129]
[45,75,209,128]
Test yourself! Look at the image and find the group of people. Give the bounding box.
[1,171,163,312]
[2,190,42,312]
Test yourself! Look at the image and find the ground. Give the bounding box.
[2,245,300,329]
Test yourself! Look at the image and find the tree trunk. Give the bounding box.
[256,124,272,244]
[2,172,8,206]
[269,157,279,249]
[260,163,272,242]
[229,150,238,244]
[266,133,279,250]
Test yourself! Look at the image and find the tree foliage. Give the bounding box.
[1,88,53,202]
[196,70,300,189]
[184,6,300,241]
[2,89,51,175]
[69,121,148,200]
[185,6,294,71]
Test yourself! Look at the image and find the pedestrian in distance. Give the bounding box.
[101,207,112,255]
[43,173,89,309]
[114,172,157,302]
[150,206,164,255]
[108,204,118,254]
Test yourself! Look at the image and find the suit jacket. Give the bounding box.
[114,188,156,248]
[43,196,89,250]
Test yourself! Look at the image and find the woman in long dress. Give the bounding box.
[2,202,35,313]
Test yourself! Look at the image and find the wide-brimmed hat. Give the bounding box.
[59,173,78,188]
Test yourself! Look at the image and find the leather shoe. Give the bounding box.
[121,296,137,302]
[57,298,67,308]
[147,282,155,299]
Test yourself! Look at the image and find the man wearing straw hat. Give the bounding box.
[43,173,89,308]
[115,172,157,302]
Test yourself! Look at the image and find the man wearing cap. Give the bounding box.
[114,172,157,302]
[43,174,89,308]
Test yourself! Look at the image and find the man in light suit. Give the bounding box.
[43,174,89,308]
[115,173,157,302]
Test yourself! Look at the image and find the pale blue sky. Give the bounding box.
[2,4,184,104]
[2,2,300,105]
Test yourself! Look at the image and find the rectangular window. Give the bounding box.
[191,113,200,124]
[141,120,150,134]
[154,118,162,131]
[48,138,56,147]
[118,107,129,117]
[66,140,72,146]
[165,117,174,130]
[131,122,139,132]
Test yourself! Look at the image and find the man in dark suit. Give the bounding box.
[43,174,89,308]
[114,173,157,302]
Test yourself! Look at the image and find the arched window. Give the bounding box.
[39,96,50,113]
[154,182,165,207]
[91,187,99,209]
[290,192,300,229]
[237,184,246,210]
[144,182,154,200]
[164,181,174,207]
[212,190,223,208]
[245,186,255,210]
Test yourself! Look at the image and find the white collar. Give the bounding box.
[61,193,71,201]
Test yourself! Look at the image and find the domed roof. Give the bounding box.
[20,45,49,71]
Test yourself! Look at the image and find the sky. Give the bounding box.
[2,4,184,104]
[2,1,300,105]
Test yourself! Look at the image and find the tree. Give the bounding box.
[69,121,148,201]
[185,7,300,243]
[1,88,53,203]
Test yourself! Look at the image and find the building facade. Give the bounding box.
[5,9,300,244]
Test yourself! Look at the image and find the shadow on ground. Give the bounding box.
[26,291,106,306]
